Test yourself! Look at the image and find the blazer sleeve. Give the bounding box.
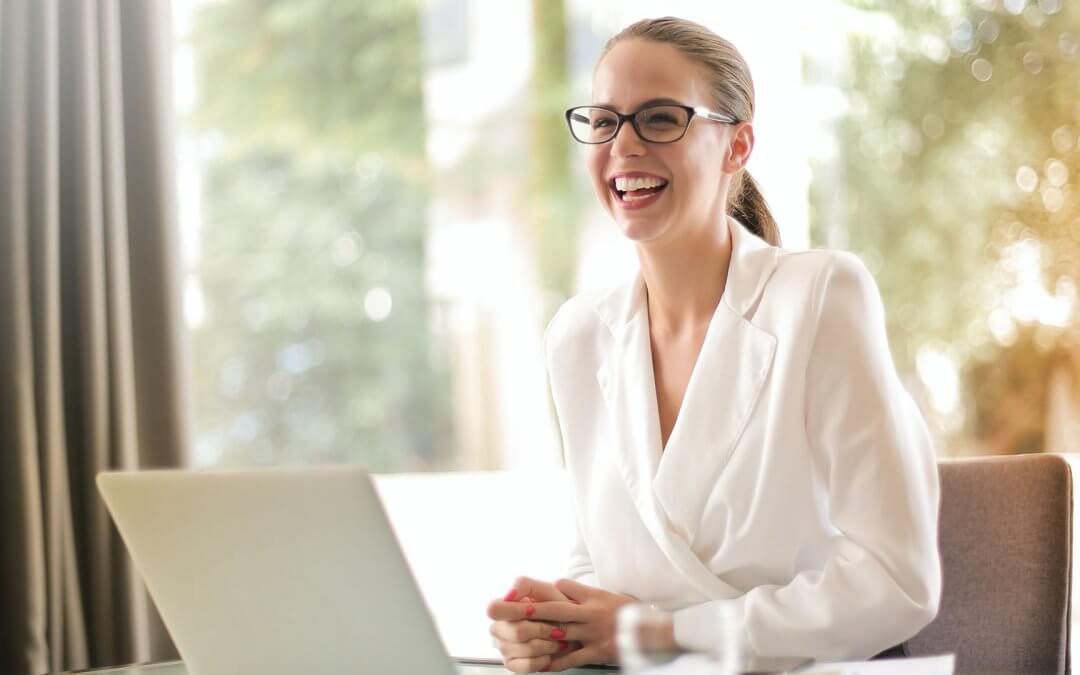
[567,515,599,586]
[544,307,600,587]
[672,252,942,661]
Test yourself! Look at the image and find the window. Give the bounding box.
[174,0,1080,658]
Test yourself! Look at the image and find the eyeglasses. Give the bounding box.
[564,103,739,145]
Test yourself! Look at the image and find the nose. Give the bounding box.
[610,118,647,157]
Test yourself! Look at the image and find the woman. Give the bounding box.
[487,16,941,673]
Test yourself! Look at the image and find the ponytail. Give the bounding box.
[730,171,781,246]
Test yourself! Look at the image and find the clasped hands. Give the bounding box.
[486,576,636,673]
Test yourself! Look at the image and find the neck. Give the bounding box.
[638,217,733,336]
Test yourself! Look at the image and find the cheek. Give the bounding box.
[676,146,723,204]
[585,149,609,195]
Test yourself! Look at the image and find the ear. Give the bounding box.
[722,122,755,173]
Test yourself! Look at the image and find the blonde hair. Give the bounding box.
[600,17,781,246]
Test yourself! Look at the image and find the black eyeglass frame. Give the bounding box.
[564,103,740,145]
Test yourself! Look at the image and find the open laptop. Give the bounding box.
[99,466,807,675]
[97,466,493,675]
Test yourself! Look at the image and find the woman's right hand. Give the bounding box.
[486,576,580,673]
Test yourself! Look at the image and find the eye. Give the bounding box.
[592,117,615,129]
[643,112,679,127]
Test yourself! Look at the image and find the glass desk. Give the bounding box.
[62,660,607,675]
[60,656,821,674]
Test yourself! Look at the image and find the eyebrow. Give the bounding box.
[590,97,685,109]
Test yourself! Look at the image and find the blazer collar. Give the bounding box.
[593,216,780,332]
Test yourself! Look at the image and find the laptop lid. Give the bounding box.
[97,466,458,675]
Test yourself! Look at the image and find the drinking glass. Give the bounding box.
[616,602,743,675]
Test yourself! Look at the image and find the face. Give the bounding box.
[586,39,752,245]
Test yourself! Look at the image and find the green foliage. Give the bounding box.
[529,0,580,315]
[813,0,1080,453]
[188,0,448,470]
[191,0,427,161]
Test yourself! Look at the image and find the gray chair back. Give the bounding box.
[904,454,1073,675]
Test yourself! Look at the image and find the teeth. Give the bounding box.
[614,175,667,191]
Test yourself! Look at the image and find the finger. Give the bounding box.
[502,576,569,603]
[486,599,520,621]
[490,619,561,643]
[496,637,568,659]
[548,621,596,644]
[505,655,553,674]
[488,598,588,623]
[553,578,595,603]
[548,643,605,671]
[525,600,590,624]
[487,597,542,621]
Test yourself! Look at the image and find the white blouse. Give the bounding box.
[544,217,941,662]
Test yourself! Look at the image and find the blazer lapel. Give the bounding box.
[595,276,662,520]
[652,302,777,543]
[653,218,780,544]
[598,322,743,598]
[593,217,780,599]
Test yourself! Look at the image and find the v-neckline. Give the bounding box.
[642,292,719,456]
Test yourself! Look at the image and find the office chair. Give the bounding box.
[905,454,1073,675]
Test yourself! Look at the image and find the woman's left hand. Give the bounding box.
[523,579,638,671]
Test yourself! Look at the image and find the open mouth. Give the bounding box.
[610,175,669,204]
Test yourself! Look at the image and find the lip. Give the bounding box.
[608,171,669,211]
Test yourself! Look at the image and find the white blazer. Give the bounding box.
[544,217,941,662]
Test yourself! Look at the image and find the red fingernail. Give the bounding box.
[550,628,566,639]
[558,640,569,652]
[525,605,535,616]
[503,589,518,602]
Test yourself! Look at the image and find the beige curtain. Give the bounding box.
[0,1,190,674]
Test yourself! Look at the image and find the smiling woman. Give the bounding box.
[486,16,941,673]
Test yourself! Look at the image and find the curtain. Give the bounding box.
[0,1,190,673]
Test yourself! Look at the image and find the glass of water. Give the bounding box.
[616,602,743,675]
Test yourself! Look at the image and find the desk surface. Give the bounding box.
[63,660,604,675]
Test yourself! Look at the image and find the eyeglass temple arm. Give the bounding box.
[693,106,738,124]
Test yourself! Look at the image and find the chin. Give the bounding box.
[616,216,668,243]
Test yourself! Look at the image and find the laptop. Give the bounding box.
[98,466,806,675]
[97,466,493,675]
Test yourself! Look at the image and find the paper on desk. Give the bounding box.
[634,653,953,675]
[799,654,954,675]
